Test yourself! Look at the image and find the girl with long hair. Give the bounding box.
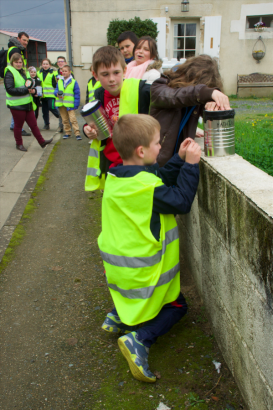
[125,36,162,84]
[149,54,230,166]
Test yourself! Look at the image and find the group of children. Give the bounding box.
[81,36,231,383]
[27,56,81,140]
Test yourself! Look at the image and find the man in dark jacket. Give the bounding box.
[8,31,31,136]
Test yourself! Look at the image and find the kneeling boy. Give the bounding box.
[98,114,201,383]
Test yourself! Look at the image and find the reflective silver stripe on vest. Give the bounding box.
[43,87,54,90]
[107,262,180,299]
[61,100,74,104]
[100,226,179,268]
[87,167,98,176]
[43,92,55,95]
[7,95,30,100]
[63,93,74,97]
[89,148,99,158]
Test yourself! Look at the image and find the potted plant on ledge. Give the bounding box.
[254,22,266,32]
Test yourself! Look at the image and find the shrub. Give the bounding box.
[107,17,158,46]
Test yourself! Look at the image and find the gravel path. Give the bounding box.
[0,122,246,410]
[231,98,273,115]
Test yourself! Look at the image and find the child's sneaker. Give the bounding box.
[63,134,70,139]
[101,313,138,334]
[118,332,156,383]
[76,135,82,140]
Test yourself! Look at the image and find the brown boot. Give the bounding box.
[40,138,53,148]
[16,144,27,152]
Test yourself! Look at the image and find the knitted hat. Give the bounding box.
[28,66,37,72]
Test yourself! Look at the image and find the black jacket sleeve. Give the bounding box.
[152,155,199,215]
[138,80,151,114]
[4,71,29,96]
[52,74,57,89]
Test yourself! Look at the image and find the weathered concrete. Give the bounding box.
[177,153,273,410]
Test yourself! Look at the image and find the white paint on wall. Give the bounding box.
[231,3,273,40]
[151,17,166,59]
[204,16,221,58]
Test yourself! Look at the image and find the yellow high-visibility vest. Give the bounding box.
[85,78,140,191]
[98,171,180,325]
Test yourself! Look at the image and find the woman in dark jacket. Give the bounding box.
[4,53,52,152]
[149,54,230,166]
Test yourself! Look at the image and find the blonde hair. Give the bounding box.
[92,46,126,74]
[62,64,71,71]
[165,54,223,90]
[10,53,24,68]
[112,114,160,160]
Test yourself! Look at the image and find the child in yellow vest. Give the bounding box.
[83,46,151,191]
[98,114,201,383]
[54,65,81,140]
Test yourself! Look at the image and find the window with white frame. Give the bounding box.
[173,22,197,60]
[246,15,273,29]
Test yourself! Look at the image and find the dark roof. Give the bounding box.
[0,28,66,51]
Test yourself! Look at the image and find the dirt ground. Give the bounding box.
[0,122,247,409]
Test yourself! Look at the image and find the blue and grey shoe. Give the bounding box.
[118,332,156,383]
[63,134,70,139]
[101,313,138,334]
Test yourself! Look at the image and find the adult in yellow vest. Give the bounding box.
[37,58,60,131]
[98,114,201,382]
[7,31,31,136]
[54,64,81,140]
[4,53,53,152]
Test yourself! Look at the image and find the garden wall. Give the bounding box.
[177,153,273,410]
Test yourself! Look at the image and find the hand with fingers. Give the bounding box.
[84,122,98,139]
[185,139,202,165]
[206,90,230,111]
[178,137,193,161]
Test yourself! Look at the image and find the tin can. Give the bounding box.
[203,110,235,157]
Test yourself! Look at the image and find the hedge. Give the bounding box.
[107,17,158,46]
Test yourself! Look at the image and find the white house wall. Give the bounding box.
[66,0,273,99]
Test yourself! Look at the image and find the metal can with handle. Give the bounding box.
[203,109,235,157]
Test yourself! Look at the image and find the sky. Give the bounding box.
[0,0,65,29]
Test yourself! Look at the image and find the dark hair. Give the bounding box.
[41,58,52,66]
[164,54,223,90]
[117,31,138,46]
[134,36,159,61]
[92,46,126,74]
[57,56,66,62]
[18,31,29,39]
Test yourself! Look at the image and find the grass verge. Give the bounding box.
[0,142,60,274]
[235,113,273,177]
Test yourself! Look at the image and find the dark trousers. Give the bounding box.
[10,109,45,146]
[112,292,187,348]
[41,98,59,126]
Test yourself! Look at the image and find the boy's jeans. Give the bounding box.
[112,292,187,347]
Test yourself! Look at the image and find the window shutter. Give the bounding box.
[204,16,222,58]
[151,17,166,59]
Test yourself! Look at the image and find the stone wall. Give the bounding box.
[177,154,273,410]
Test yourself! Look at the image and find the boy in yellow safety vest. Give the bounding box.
[98,114,201,383]
[54,65,81,140]
[83,46,151,191]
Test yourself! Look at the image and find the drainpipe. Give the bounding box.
[65,0,72,67]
